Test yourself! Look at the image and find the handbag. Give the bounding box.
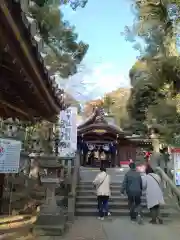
[96,174,107,190]
[149,173,160,186]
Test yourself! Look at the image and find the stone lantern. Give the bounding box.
[34,157,66,236]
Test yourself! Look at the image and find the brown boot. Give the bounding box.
[156,205,163,224]
[157,217,163,224]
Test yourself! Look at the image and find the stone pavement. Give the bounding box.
[103,217,180,240]
[61,217,180,240]
[62,217,106,240]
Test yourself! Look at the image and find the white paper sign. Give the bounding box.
[71,107,77,151]
[171,149,180,186]
[0,138,21,173]
[58,107,77,157]
[174,153,180,170]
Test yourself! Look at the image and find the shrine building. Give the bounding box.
[77,107,152,167]
[0,0,67,213]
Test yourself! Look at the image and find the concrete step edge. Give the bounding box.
[75,208,178,214]
[78,186,122,189]
[78,184,122,186]
[75,202,172,208]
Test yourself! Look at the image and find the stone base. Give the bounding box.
[35,213,67,226]
[34,212,68,236]
[33,222,70,236]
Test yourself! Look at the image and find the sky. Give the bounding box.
[60,0,138,102]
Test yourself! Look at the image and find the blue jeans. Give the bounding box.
[97,196,109,217]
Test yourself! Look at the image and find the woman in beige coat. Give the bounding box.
[93,167,111,220]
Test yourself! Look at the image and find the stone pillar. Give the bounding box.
[0,174,5,213]
[41,184,58,214]
[150,131,161,168]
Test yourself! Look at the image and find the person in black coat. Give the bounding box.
[121,162,143,222]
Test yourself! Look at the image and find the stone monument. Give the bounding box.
[34,159,68,236]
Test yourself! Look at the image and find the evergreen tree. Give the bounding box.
[123,0,180,141]
[30,0,89,78]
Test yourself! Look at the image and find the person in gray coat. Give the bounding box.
[142,165,164,224]
[121,162,143,222]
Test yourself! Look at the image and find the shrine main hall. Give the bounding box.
[77,107,152,167]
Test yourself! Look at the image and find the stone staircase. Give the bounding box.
[75,167,178,219]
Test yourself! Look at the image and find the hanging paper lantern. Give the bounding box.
[103,144,109,151]
[88,144,95,151]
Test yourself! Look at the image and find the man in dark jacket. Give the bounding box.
[121,162,143,222]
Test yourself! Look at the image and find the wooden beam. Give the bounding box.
[0,1,60,114]
[0,16,49,117]
[0,35,48,120]
[0,99,30,118]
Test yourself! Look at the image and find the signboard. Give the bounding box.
[171,148,180,186]
[58,107,77,157]
[93,129,107,134]
[0,138,21,173]
[71,107,77,152]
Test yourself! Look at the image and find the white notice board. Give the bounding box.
[58,107,77,157]
[171,148,180,186]
[0,138,21,173]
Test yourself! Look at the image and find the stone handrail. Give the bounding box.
[67,153,80,222]
[155,167,180,209]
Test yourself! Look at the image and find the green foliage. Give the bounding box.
[62,0,88,10]
[33,0,88,10]
[124,0,180,142]
[30,1,89,78]
[123,0,176,57]
[102,95,114,114]
[33,0,48,7]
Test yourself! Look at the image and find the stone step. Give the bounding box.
[79,171,126,176]
[75,208,178,217]
[77,190,121,196]
[79,182,122,186]
[79,178,125,183]
[77,185,122,190]
[76,196,169,204]
[77,189,146,196]
[76,195,148,202]
[79,168,127,182]
[80,167,128,172]
[75,201,171,209]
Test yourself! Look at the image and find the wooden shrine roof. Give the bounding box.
[78,107,99,129]
[0,0,66,121]
[78,107,124,137]
[78,108,152,144]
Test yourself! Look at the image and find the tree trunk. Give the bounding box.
[150,132,161,168]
